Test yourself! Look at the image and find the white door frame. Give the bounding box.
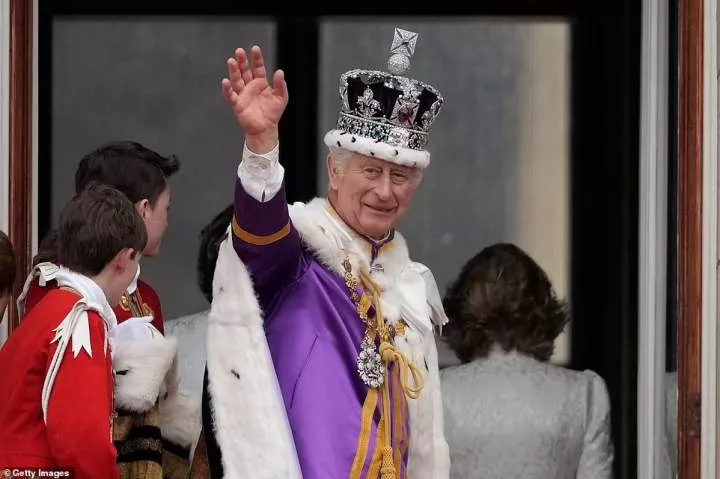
[702,0,719,475]
[637,0,669,476]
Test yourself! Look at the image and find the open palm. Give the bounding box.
[222,46,289,137]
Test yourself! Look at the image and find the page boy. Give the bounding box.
[0,183,146,479]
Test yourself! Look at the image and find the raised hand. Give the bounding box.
[222,46,289,153]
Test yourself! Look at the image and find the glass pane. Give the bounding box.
[49,16,276,319]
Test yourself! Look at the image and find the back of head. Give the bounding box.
[74,141,180,206]
[197,204,234,303]
[33,229,60,267]
[0,230,16,295]
[58,183,147,276]
[443,243,569,363]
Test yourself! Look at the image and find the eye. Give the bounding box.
[390,171,410,184]
[363,167,382,178]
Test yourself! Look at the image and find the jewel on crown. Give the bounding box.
[387,28,418,75]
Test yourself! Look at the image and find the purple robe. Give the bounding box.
[232,178,410,478]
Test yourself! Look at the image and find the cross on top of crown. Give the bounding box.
[389,28,418,59]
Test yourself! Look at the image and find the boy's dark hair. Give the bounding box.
[443,243,570,363]
[33,229,59,267]
[75,140,180,206]
[58,183,147,276]
[34,141,179,267]
[197,205,233,303]
[0,230,16,295]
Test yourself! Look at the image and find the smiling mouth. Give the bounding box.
[365,205,395,214]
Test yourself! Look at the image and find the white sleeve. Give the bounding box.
[426,328,451,477]
[237,142,284,202]
[577,371,615,479]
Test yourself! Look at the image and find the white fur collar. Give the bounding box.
[289,198,447,333]
[113,333,201,450]
[113,335,177,411]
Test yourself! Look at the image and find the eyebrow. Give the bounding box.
[360,160,412,174]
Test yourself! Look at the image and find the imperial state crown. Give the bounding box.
[323,27,444,169]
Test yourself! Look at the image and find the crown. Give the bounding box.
[324,28,444,169]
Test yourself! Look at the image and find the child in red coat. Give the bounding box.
[0,184,147,478]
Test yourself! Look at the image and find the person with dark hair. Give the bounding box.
[20,140,180,332]
[0,184,146,479]
[440,243,614,478]
[0,230,16,321]
[14,142,199,479]
[197,204,234,304]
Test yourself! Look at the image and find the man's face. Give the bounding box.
[328,153,421,239]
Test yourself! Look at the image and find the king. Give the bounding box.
[194,28,450,479]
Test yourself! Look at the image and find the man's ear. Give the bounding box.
[327,154,341,191]
[135,199,150,219]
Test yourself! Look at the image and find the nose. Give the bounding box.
[374,171,393,201]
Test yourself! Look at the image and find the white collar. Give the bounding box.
[54,266,117,333]
[126,263,141,294]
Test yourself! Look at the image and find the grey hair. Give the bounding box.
[326,145,424,187]
[328,146,353,175]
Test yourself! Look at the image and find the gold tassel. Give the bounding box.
[380,445,396,478]
[343,266,427,478]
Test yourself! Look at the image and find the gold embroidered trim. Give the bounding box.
[349,388,380,478]
[119,289,153,317]
[231,215,291,246]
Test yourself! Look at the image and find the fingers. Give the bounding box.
[221,78,239,106]
[251,46,267,81]
[231,46,268,84]
[272,69,289,101]
[235,48,253,85]
[227,57,245,95]
[224,46,287,109]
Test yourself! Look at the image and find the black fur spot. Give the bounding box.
[230,369,240,380]
[370,152,375,156]
[351,136,356,142]
[337,141,342,147]
[394,149,399,155]
[115,370,128,376]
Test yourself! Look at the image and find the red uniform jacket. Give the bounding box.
[0,288,119,478]
[24,277,164,333]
